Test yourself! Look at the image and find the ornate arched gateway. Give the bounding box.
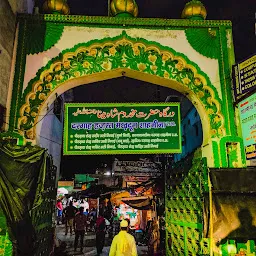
[20,32,222,143]
[4,1,247,255]
[9,27,245,168]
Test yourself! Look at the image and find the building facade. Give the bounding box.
[0,0,251,255]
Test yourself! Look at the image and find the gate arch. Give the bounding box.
[18,31,224,144]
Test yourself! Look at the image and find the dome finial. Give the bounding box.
[181,0,207,20]
[110,0,138,17]
[43,0,70,15]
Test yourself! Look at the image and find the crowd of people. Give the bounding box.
[55,197,165,255]
[56,197,97,233]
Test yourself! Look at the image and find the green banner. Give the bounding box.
[63,103,181,155]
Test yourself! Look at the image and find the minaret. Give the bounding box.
[43,0,70,15]
[181,0,207,20]
[110,0,138,17]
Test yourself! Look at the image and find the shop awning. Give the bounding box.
[110,191,131,206]
[121,196,152,210]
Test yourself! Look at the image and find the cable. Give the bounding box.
[4,113,61,117]
[32,105,55,127]
[108,82,129,102]
[38,134,62,145]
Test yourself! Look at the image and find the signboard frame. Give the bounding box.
[238,92,256,166]
[63,102,181,155]
[113,159,162,177]
[232,54,256,102]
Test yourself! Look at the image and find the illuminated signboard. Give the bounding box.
[63,103,181,155]
[232,54,256,101]
[238,92,256,166]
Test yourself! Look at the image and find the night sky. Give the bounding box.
[54,0,255,179]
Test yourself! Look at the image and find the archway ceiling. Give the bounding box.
[61,77,193,177]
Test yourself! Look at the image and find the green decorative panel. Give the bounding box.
[219,136,246,167]
[18,14,232,28]
[185,28,220,59]
[0,234,12,256]
[26,21,64,55]
[0,211,12,256]
[220,240,256,255]
[218,27,236,136]
[9,19,27,134]
[18,31,224,140]
[166,154,210,255]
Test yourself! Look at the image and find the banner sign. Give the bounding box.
[63,103,181,155]
[113,159,162,177]
[58,181,74,187]
[238,92,256,165]
[232,54,256,101]
[124,176,150,182]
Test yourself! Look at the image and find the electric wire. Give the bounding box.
[2,114,63,146]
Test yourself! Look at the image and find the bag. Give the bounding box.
[105,218,110,226]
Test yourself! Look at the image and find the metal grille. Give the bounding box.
[30,156,57,256]
[166,156,210,255]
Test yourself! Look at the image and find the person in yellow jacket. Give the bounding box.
[109,220,138,256]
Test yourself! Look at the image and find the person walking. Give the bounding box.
[74,207,87,252]
[148,219,160,256]
[56,199,63,225]
[95,215,106,255]
[112,214,120,238]
[109,220,138,256]
[63,201,77,235]
[89,208,97,231]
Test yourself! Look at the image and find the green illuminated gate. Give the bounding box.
[165,153,210,255]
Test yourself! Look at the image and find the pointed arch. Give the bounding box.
[18,31,224,142]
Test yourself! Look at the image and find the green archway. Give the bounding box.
[18,31,224,146]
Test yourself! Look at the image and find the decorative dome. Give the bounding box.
[181,0,207,20]
[43,0,70,15]
[110,0,138,17]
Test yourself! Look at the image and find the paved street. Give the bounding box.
[56,224,148,256]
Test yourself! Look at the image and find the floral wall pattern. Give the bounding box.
[18,31,224,141]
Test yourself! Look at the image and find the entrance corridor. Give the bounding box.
[56,224,148,255]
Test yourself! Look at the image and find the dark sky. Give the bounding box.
[56,0,255,178]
